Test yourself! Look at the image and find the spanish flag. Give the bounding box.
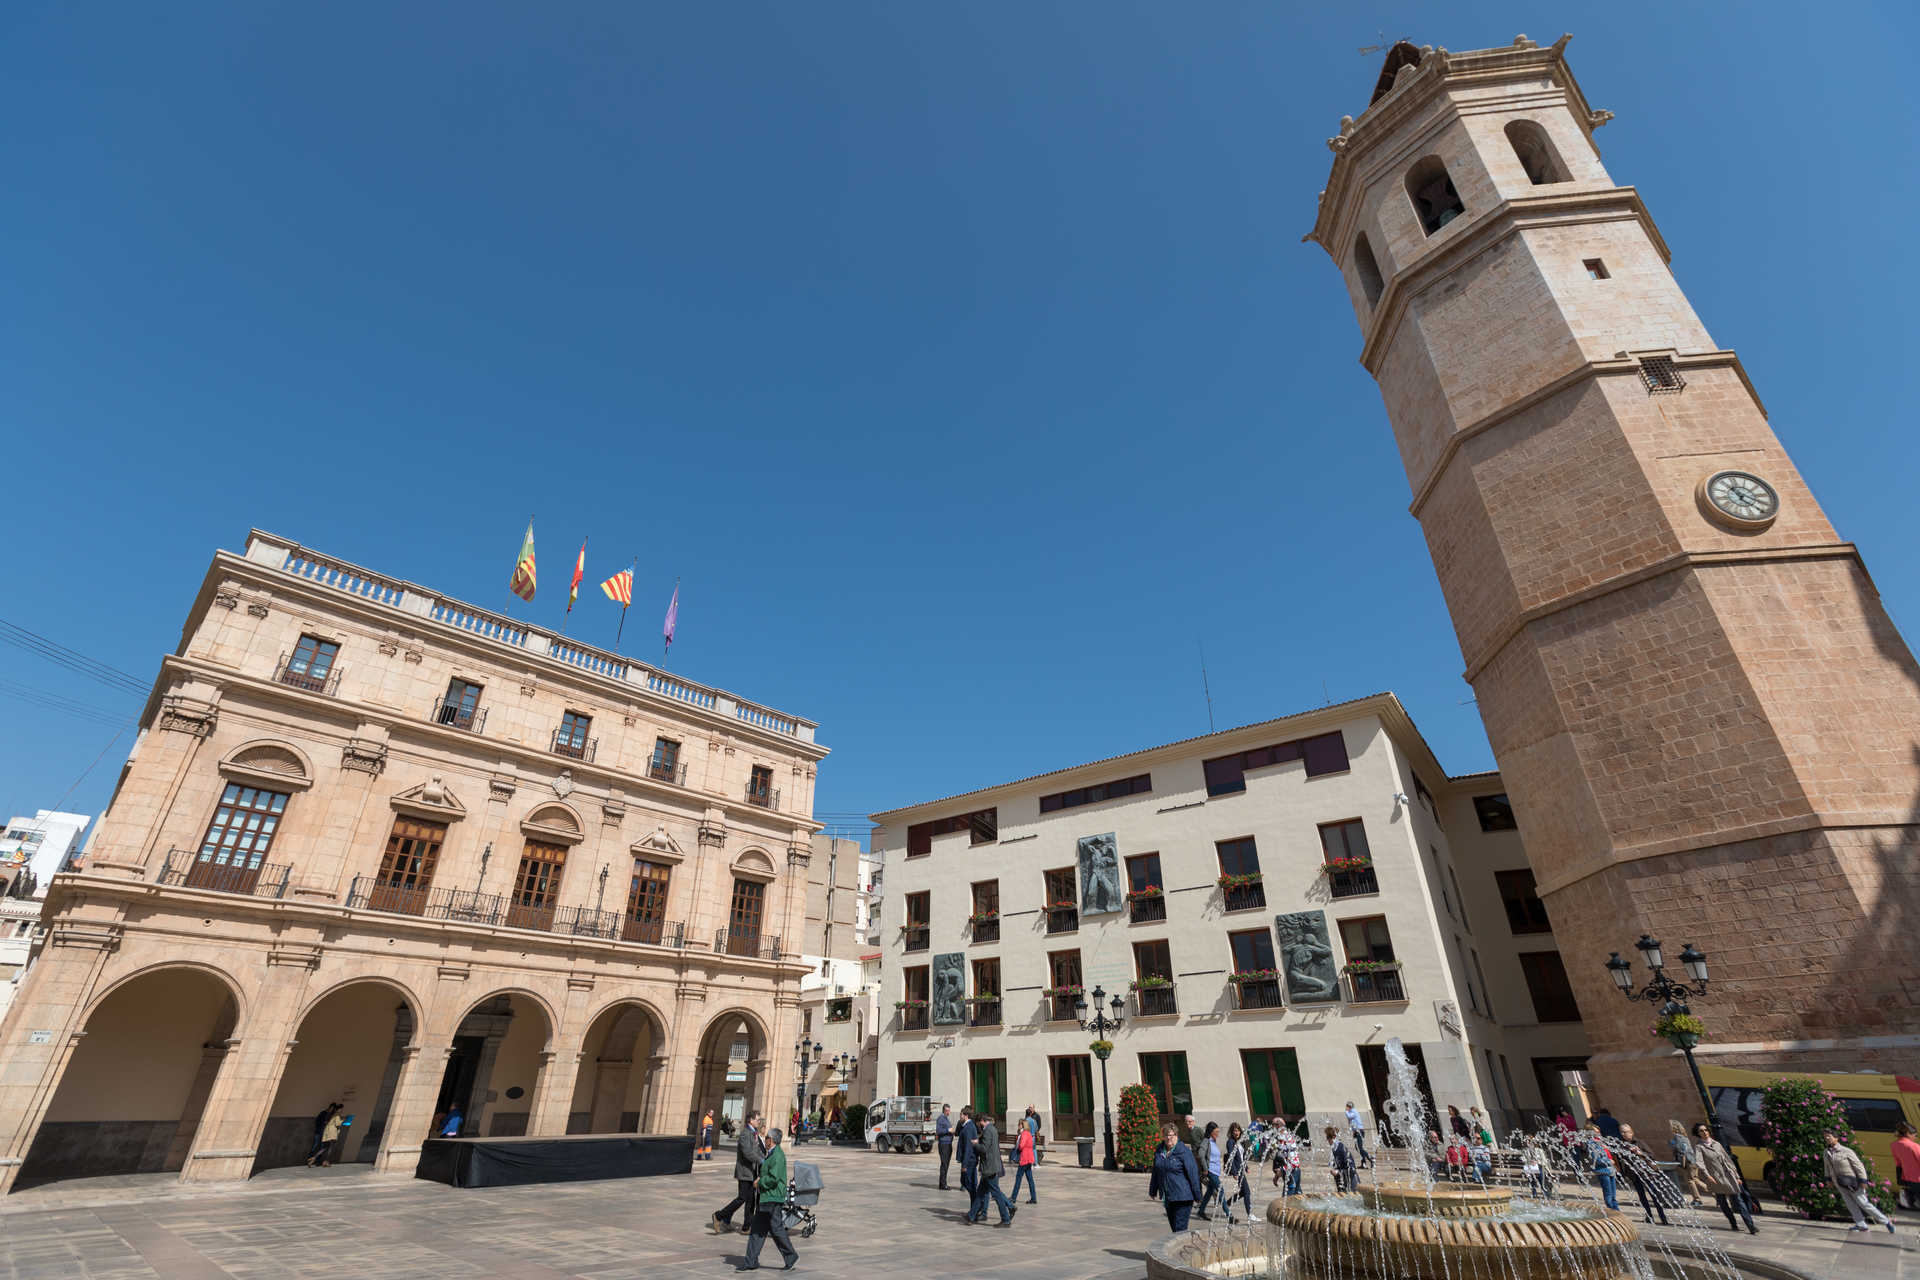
[509,519,537,602]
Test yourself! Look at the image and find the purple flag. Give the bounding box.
[662,580,679,658]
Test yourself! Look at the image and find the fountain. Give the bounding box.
[1146,1039,1802,1280]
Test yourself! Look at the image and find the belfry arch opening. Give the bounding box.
[1352,233,1385,307]
[1505,120,1569,185]
[434,993,552,1138]
[253,981,414,1172]
[19,967,238,1185]
[1406,156,1465,235]
[567,1002,670,1133]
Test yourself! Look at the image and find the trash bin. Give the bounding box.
[1076,1136,1095,1168]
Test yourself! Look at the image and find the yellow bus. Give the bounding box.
[1701,1066,1920,1191]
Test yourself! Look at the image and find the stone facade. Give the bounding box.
[869,695,1589,1143]
[1310,37,1920,1124]
[0,530,827,1192]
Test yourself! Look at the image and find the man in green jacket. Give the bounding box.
[743,1128,798,1270]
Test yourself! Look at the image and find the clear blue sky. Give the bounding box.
[4,2,1916,838]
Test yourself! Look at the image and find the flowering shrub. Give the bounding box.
[1128,975,1172,990]
[1217,872,1263,890]
[1041,984,1085,998]
[969,909,999,924]
[1229,968,1279,984]
[1117,1083,1161,1171]
[1322,857,1373,873]
[1126,885,1164,902]
[1760,1077,1897,1219]
[1045,900,1078,912]
[893,999,928,1010]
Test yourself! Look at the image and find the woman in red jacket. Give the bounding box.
[1011,1121,1038,1203]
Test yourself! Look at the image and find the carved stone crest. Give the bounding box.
[552,769,574,799]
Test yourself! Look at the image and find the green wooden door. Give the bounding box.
[1240,1048,1305,1118]
[970,1059,1007,1128]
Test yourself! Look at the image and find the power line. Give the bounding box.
[0,679,134,730]
[0,619,149,696]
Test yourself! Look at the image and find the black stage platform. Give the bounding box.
[416,1133,694,1188]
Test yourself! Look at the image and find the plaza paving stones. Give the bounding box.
[0,1145,1912,1280]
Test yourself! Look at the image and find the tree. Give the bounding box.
[1760,1077,1897,1220]
[1117,1083,1161,1172]
[842,1103,867,1140]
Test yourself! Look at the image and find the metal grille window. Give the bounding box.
[198,784,288,871]
[1640,356,1686,394]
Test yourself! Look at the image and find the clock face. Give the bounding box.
[1701,470,1779,528]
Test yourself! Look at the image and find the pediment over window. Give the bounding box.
[219,740,314,790]
[631,824,687,864]
[521,803,585,845]
[390,776,467,821]
[730,847,777,884]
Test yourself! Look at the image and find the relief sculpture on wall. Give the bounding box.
[1077,832,1123,916]
[1275,910,1339,1003]
[932,952,966,1025]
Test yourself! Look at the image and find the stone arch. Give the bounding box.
[255,978,418,1173]
[1405,154,1465,236]
[1352,232,1385,308]
[520,802,584,842]
[690,1006,773,1134]
[81,958,248,1033]
[567,998,673,1134]
[22,964,242,1185]
[1505,119,1569,185]
[432,989,556,1138]
[218,738,315,790]
[730,847,777,881]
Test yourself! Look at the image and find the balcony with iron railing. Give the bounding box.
[551,729,597,762]
[1230,973,1285,1011]
[1127,890,1166,924]
[715,928,783,960]
[1044,989,1082,1022]
[898,1002,929,1031]
[969,913,1000,944]
[553,907,683,947]
[431,697,487,733]
[1219,876,1267,913]
[1045,904,1078,934]
[273,653,341,696]
[968,997,1002,1027]
[340,876,694,949]
[1343,964,1407,1004]
[254,530,818,743]
[647,758,688,786]
[903,924,930,953]
[157,848,292,899]
[745,782,781,809]
[1131,982,1178,1017]
[1326,862,1380,898]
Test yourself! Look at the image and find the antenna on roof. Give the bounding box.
[1199,641,1216,734]
[1357,31,1407,56]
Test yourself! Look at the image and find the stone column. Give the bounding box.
[0,922,121,1195]
[373,1043,448,1174]
[354,1008,414,1161]
[587,1053,632,1132]
[164,1040,236,1171]
[745,1057,771,1125]
[638,1053,670,1132]
[465,1031,508,1136]
[527,1049,576,1136]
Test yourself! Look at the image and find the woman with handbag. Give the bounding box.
[1822,1132,1895,1234]
[1692,1124,1756,1234]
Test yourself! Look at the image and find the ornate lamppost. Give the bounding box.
[793,1036,819,1136]
[1075,985,1125,1171]
[1603,934,1716,1137]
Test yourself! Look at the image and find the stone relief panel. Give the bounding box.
[932,952,966,1026]
[1275,910,1339,1004]
[1077,832,1122,916]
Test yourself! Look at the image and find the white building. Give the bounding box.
[869,693,1588,1146]
[0,811,90,897]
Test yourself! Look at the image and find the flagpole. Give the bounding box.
[506,513,534,615]
[663,576,679,665]
[561,535,587,636]
[613,556,636,650]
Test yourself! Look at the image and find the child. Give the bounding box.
[1446,1136,1472,1183]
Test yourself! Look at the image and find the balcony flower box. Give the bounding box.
[1125,885,1163,903]
[1216,872,1263,891]
[1045,900,1077,912]
[1342,960,1397,974]
[1128,975,1172,991]
[1228,968,1279,984]
[893,999,929,1010]
[1322,857,1374,873]
[1041,985,1085,999]
[965,993,1000,1004]
[969,910,1000,925]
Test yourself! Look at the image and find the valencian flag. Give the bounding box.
[567,538,587,614]
[601,561,635,647]
[509,519,537,602]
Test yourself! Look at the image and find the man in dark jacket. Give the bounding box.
[743,1129,799,1270]
[957,1107,980,1203]
[710,1110,765,1235]
[968,1117,1016,1226]
[936,1104,955,1190]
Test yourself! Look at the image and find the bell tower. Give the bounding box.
[1311,36,1920,1119]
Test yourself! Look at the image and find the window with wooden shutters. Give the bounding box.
[727,877,765,955]
[1047,950,1083,1021]
[649,737,681,784]
[282,635,339,692]
[506,840,566,930]
[625,859,671,944]
[373,816,445,914]
[191,783,289,892]
[903,891,930,952]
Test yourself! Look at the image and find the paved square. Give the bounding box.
[0,1144,1911,1280]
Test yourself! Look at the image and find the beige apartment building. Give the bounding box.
[0,530,826,1193]
[870,695,1588,1144]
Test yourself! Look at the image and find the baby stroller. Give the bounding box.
[779,1160,824,1239]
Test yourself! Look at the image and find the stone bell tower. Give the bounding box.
[1310,36,1920,1120]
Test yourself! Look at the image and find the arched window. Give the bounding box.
[1505,120,1568,185]
[1406,156,1465,236]
[1352,233,1384,307]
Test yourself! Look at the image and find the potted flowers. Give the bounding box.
[1227,968,1279,984]
[1652,1009,1705,1050]
[969,908,999,925]
[893,998,928,1010]
[1127,975,1172,990]
[1125,884,1163,903]
[1322,857,1373,873]
[1342,960,1396,973]
[1041,984,1085,998]
[1089,1039,1114,1060]
[1216,872,1263,890]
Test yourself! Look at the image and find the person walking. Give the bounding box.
[1584,1123,1619,1210]
[308,1105,344,1167]
[711,1110,765,1236]
[1346,1101,1374,1169]
[1894,1122,1920,1212]
[1615,1124,1671,1226]
[1692,1124,1756,1235]
[1823,1131,1896,1234]
[957,1106,980,1203]
[969,1115,1016,1226]
[1668,1120,1706,1207]
[936,1104,955,1190]
[1326,1125,1357,1193]
[306,1103,340,1166]
[1522,1136,1554,1198]
[1150,1124,1204,1232]
[1222,1124,1252,1223]
[1011,1119,1039,1204]
[1024,1105,1041,1139]
[1271,1120,1301,1194]
[1592,1108,1621,1141]
[1194,1122,1225,1220]
[742,1128,799,1270]
[698,1108,716,1161]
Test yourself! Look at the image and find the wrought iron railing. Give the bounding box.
[1133,985,1178,1017]
[158,848,292,899]
[431,697,487,733]
[901,1005,929,1031]
[1345,966,1406,1003]
[1128,894,1167,924]
[1048,994,1079,1022]
[647,759,687,785]
[714,929,782,960]
[745,783,780,809]
[273,653,341,696]
[971,916,1000,944]
[342,877,690,948]
[969,999,1002,1028]
[346,877,432,917]
[551,730,597,762]
[1222,883,1267,912]
[1328,866,1380,898]
[903,925,930,952]
[550,907,684,947]
[1232,978,1284,1011]
[1045,905,1078,934]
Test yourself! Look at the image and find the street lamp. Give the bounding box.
[1075,984,1126,1171]
[793,1037,819,1134]
[1603,935,1717,1138]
